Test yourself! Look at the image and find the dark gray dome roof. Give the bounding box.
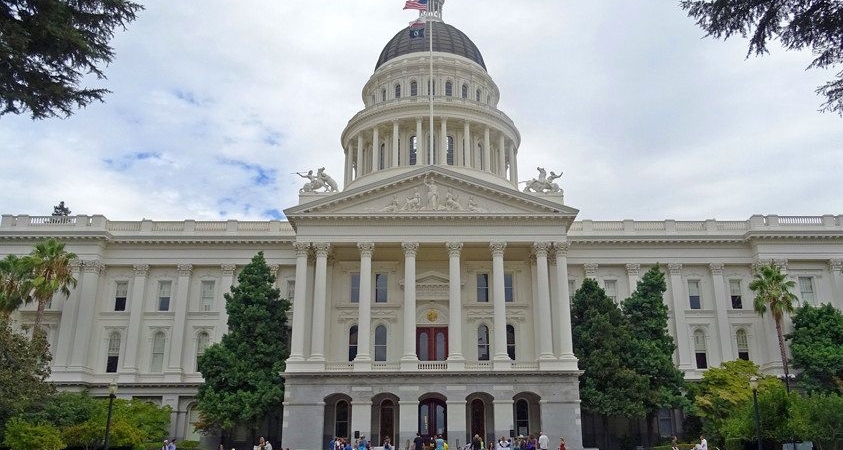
[375,22,486,71]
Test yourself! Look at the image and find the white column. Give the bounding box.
[490,242,509,363]
[440,118,448,165]
[447,242,464,365]
[356,135,364,178]
[309,243,330,362]
[498,133,506,176]
[121,264,148,376]
[511,145,518,183]
[534,242,555,361]
[69,260,103,370]
[830,259,843,307]
[463,121,472,168]
[355,242,374,366]
[54,260,82,369]
[416,118,424,165]
[483,127,491,171]
[372,128,380,172]
[344,144,352,186]
[668,263,693,369]
[392,121,400,168]
[217,264,236,336]
[554,243,576,363]
[167,264,192,375]
[288,242,310,362]
[626,263,641,296]
[710,263,734,362]
[402,243,419,365]
[507,145,516,183]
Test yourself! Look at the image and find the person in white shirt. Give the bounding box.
[538,432,549,450]
[700,435,707,450]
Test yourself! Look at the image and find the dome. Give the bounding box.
[375,22,486,71]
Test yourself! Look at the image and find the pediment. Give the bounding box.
[284,167,579,219]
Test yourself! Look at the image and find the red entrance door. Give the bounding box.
[417,327,448,361]
[419,398,447,440]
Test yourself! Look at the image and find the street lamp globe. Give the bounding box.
[749,376,759,391]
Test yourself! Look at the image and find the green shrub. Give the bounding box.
[135,442,164,450]
[2,418,65,450]
[724,438,747,450]
[177,441,200,450]
[650,444,697,450]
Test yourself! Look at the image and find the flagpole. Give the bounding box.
[428,0,434,165]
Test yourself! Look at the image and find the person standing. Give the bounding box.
[414,433,425,450]
[435,435,445,450]
[538,432,548,450]
[558,438,566,450]
[258,436,273,450]
[700,435,708,450]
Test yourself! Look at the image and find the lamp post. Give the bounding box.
[103,380,118,450]
[749,376,762,450]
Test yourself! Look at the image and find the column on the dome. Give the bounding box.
[344,143,353,186]
[440,118,448,165]
[401,243,419,365]
[511,145,519,183]
[710,263,734,362]
[554,242,576,362]
[120,264,147,376]
[392,121,400,168]
[355,242,374,367]
[289,242,310,361]
[506,143,515,183]
[490,242,509,363]
[498,133,506,176]
[668,263,692,369]
[168,264,193,374]
[308,243,330,362]
[416,118,423,166]
[463,121,472,168]
[533,243,555,360]
[447,242,464,365]
[371,127,380,172]
[484,127,491,172]
[356,134,364,178]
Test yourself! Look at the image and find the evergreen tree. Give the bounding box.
[788,303,843,394]
[572,278,648,437]
[0,316,54,435]
[196,252,290,436]
[622,266,687,447]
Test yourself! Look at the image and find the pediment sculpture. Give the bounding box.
[296,167,339,193]
[379,175,488,213]
[521,167,563,193]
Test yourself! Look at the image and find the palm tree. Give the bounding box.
[749,263,798,378]
[28,239,77,337]
[0,254,34,319]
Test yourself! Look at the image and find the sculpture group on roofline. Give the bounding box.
[521,167,563,193]
[296,167,339,193]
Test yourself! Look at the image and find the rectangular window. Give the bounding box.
[658,409,674,437]
[688,280,701,310]
[504,273,514,302]
[375,273,388,303]
[604,280,617,303]
[200,280,215,312]
[350,273,360,303]
[114,281,128,312]
[106,356,119,373]
[798,276,815,304]
[157,281,172,312]
[568,280,576,303]
[730,280,743,309]
[476,273,489,302]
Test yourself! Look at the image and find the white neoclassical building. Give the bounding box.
[3,3,843,449]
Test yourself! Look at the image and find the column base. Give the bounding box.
[117,369,139,384]
[354,360,372,371]
[447,358,465,371]
[285,360,325,373]
[400,359,419,371]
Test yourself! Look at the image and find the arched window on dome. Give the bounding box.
[374,325,387,361]
[461,84,468,99]
[395,83,402,99]
[410,80,418,96]
[477,325,490,361]
[476,89,481,102]
[446,136,454,165]
[382,88,387,102]
[445,81,453,97]
[348,325,358,361]
[379,143,386,170]
[410,136,418,166]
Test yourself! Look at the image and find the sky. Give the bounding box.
[0,1,841,221]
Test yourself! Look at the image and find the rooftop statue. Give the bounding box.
[296,168,339,193]
[521,167,563,194]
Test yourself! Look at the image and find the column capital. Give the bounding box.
[293,242,310,255]
[81,259,105,274]
[314,242,332,256]
[133,264,149,276]
[70,259,82,272]
[532,242,551,257]
[357,242,374,257]
[177,264,193,276]
[446,242,463,256]
[626,263,640,276]
[830,259,843,272]
[668,263,683,275]
[553,241,570,257]
[221,264,236,276]
[709,263,724,275]
[268,264,279,274]
[489,241,507,256]
[402,242,419,256]
[773,258,788,271]
[584,263,598,279]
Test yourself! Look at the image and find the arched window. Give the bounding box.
[381,88,387,102]
[151,331,166,373]
[196,331,210,371]
[477,325,490,361]
[410,80,418,96]
[349,325,359,361]
[445,81,453,96]
[395,84,402,99]
[515,399,529,437]
[410,136,418,166]
[106,331,121,373]
[446,136,454,165]
[461,84,469,99]
[694,329,708,369]
[335,400,350,439]
[476,89,481,102]
[379,143,386,170]
[506,324,516,360]
[736,329,750,361]
[374,325,387,361]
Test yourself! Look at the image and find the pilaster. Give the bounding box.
[554,243,576,367]
[121,264,149,379]
[626,263,641,295]
[668,263,692,369]
[217,264,236,336]
[69,259,104,371]
[710,263,734,362]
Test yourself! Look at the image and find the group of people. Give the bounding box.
[671,434,708,450]
[329,435,386,450]
[467,431,565,450]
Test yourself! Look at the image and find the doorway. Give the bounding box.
[417,327,448,361]
[419,398,447,440]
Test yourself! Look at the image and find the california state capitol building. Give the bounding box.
[3,2,843,449]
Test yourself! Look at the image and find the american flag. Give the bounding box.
[403,0,428,11]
